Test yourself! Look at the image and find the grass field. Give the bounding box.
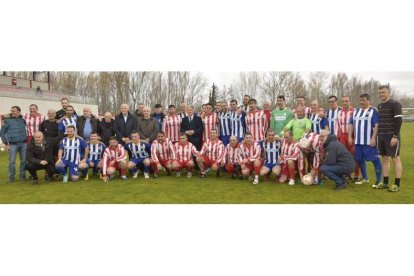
[0,124,413,204]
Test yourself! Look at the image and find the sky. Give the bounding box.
[203,71,414,94]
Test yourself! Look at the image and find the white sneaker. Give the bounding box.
[132,172,138,179]
[355,179,369,185]
[187,172,192,178]
[121,175,127,180]
[176,172,181,177]
[144,172,149,179]
[288,179,295,185]
[252,178,259,185]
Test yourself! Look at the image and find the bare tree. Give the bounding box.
[307,72,328,106]
[261,71,293,106]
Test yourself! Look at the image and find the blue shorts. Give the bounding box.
[264,162,280,170]
[355,145,380,162]
[61,160,79,176]
[220,135,231,146]
[86,159,101,168]
[131,157,148,166]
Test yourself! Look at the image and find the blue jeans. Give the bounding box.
[320,164,349,187]
[8,142,27,181]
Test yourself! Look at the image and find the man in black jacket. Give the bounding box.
[39,109,59,158]
[113,104,138,145]
[180,105,203,150]
[98,112,116,146]
[319,129,355,190]
[26,131,57,184]
[76,107,99,141]
[56,97,77,120]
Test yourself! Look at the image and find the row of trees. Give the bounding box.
[4,71,414,113]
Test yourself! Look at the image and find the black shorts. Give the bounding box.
[378,136,400,157]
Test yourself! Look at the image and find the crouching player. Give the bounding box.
[125,131,151,179]
[55,125,89,183]
[102,136,128,182]
[83,132,105,180]
[238,132,262,184]
[259,131,282,182]
[151,131,178,178]
[221,135,242,179]
[196,129,225,178]
[279,131,304,185]
[174,133,198,178]
[298,132,322,184]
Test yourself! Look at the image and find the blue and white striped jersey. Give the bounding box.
[230,111,246,139]
[349,107,379,145]
[87,142,105,161]
[325,108,341,136]
[219,110,232,136]
[309,113,328,134]
[58,116,78,134]
[125,142,151,159]
[59,136,87,164]
[261,140,282,164]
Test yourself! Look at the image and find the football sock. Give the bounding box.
[288,166,295,180]
[372,158,382,183]
[383,176,389,185]
[358,161,367,180]
[395,178,401,187]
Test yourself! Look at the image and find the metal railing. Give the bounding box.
[0,84,97,105]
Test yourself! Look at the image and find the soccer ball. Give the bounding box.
[302,174,314,185]
[299,137,310,150]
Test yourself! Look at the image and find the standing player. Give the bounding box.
[218,101,232,146]
[196,129,225,178]
[151,131,178,177]
[259,131,282,182]
[270,95,293,137]
[348,94,382,187]
[279,131,304,185]
[201,103,219,143]
[125,131,152,179]
[245,99,268,142]
[101,136,128,182]
[238,132,262,184]
[293,96,311,119]
[174,133,199,178]
[309,101,328,134]
[221,135,242,179]
[325,95,342,136]
[84,132,106,179]
[177,103,188,119]
[377,85,403,192]
[163,105,182,144]
[229,100,246,143]
[58,105,78,139]
[282,106,312,141]
[23,104,46,143]
[337,95,360,181]
[55,125,89,183]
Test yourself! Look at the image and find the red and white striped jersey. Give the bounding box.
[23,113,46,137]
[102,144,127,176]
[337,106,354,134]
[293,106,311,119]
[151,138,176,162]
[245,109,268,142]
[163,114,182,143]
[200,138,225,163]
[238,141,261,163]
[302,132,322,168]
[174,141,198,162]
[223,144,241,164]
[281,140,303,161]
[202,112,219,142]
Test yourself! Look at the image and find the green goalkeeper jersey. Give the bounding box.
[282,117,312,141]
[270,108,293,137]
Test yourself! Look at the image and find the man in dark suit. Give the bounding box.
[180,105,203,150]
[26,131,57,184]
[113,103,138,145]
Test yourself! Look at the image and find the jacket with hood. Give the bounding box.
[322,134,355,173]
